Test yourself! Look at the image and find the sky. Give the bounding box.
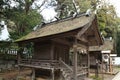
[32,0,57,23]
[115,57,120,65]
[0,21,10,41]
[109,0,120,17]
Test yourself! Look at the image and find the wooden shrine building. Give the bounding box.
[89,39,116,74]
[16,13,103,80]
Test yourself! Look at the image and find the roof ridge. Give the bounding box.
[37,12,86,29]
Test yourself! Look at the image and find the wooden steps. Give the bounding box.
[60,67,88,80]
[61,68,73,80]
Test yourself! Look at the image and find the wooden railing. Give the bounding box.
[59,59,73,80]
[59,59,73,72]
[19,59,60,68]
[20,59,88,80]
[77,66,88,76]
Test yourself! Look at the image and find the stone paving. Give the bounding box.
[112,72,120,80]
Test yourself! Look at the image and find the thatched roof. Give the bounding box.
[16,14,96,42]
[89,40,114,51]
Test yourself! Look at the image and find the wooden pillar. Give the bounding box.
[109,53,111,73]
[18,66,21,76]
[87,46,90,77]
[51,43,54,60]
[51,68,55,80]
[17,44,23,64]
[101,53,104,80]
[32,68,35,80]
[18,44,22,76]
[18,48,22,77]
[73,39,78,80]
[17,49,21,64]
[17,53,20,64]
[95,59,99,78]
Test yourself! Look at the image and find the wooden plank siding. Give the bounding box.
[33,41,52,60]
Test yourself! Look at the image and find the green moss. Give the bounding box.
[90,75,102,80]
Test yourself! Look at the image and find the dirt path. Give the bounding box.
[0,69,31,80]
[0,69,49,80]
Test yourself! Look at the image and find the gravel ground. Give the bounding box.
[0,69,32,80]
[0,68,119,80]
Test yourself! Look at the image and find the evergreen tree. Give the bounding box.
[0,0,42,40]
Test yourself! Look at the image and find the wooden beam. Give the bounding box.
[32,68,35,80]
[77,21,92,38]
[76,36,88,43]
[101,53,104,80]
[50,42,54,60]
[18,44,24,77]
[17,44,23,64]
[108,53,111,73]
[51,68,55,80]
[77,44,87,50]
[73,39,78,80]
[18,66,21,76]
[17,52,21,64]
[77,37,88,47]
[51,38,71,46]
[87,46,90,77]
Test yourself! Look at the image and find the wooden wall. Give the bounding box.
[89,51,102,67]
[54,42,70,63]
[78,54,88,66]
[33,41,52,60]
[33,40,70,63]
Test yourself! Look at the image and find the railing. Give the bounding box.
[59,59,73,80]
[77,66,88,76]
[20,59,88,80]
[59,59,73,72]
[19,59,60,69]
[76,64,88,80]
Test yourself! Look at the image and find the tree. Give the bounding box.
[95,1,118,38]
[55,0,81,18]
[7,9,41,40]
[0,0,42,40]
[96,1,120,56]
[114,18,120,56]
